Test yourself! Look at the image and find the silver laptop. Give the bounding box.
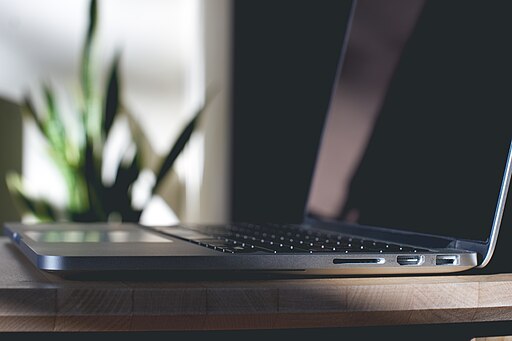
[4,0,512,276]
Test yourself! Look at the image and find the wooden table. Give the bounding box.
[2,237,512,339]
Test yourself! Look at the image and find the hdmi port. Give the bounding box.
[397,255,423,266]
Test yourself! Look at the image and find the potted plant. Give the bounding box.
[6,0,206,223]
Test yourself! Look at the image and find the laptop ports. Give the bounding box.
[397,255,423,266]
[333,258,385,265]
[436,255,460,266]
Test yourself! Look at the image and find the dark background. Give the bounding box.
[230,0,512,274]
[230,0,354,224]
[0,100,22,226]
[339,1,512,243]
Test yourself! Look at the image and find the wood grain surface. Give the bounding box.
[1,238,512,332]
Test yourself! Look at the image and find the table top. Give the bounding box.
[1,237,512,332]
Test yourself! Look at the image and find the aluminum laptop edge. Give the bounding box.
[4,139,511,276]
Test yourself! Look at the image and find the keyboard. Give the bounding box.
[153,223,430,254]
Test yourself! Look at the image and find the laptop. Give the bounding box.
[4,0,512,276]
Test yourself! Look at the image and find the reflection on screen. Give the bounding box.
[25,230,173,243]
[306,1,512,242]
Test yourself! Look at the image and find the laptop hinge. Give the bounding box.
[448,239,487,259]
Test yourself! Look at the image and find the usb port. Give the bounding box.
[397,255,423,266]
[436,255,459,266]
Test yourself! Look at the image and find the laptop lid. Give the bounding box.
[230,0,356,224]
[305,0,512,264]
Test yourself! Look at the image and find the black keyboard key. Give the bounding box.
[384,244,405,252]
[168,223,430,255]
[230,245,260,253]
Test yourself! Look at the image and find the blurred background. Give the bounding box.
[0,0,353,232]
[0,0,232,228]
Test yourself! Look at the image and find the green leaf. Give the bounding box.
[86,0,97,45]
[20,94,84,219]
[83,137,106,220]
[81,0,98,104]
[21,96,45,135]
[153,105,205,192]
[42,84,67,159]
[152,88,218,194]
[114,147,141,194]
[5,172,59,221]
[104,53,120,138]
[123,107,156,170]
[106,145,141,219]
[43,84,56,118]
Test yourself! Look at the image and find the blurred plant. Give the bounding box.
[6,0,206,223]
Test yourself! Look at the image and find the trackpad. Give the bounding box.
[23,229,173,243]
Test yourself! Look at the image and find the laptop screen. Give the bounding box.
[306,0,512,242]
